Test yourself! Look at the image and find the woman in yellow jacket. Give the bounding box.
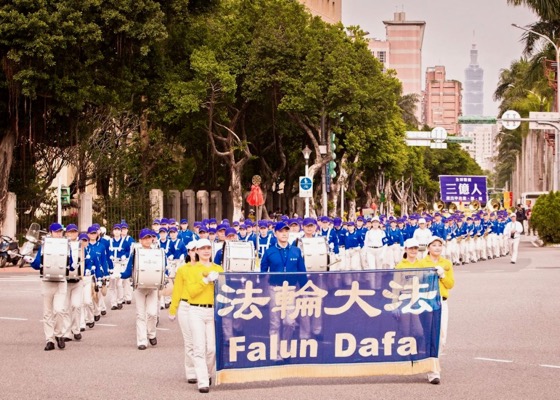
[184,238,223,394]
[418,236,455,385]
[395,238,422,269]
[169,241,199,385]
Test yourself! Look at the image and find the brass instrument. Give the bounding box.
[447,202,458,213]
[469,200,481,211]
[433,200,445,212]
[416,201,428,213]
[487,198,500,211]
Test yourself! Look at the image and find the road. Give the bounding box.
[1,236,559,400]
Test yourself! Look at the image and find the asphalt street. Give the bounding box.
[1,236,559,400]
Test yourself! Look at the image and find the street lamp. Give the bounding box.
[512,23,560,191]
[302,145,312,217]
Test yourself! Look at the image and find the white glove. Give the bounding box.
[121,255,127,261]
[24,256,34,263]
[167,255,174,261]
[168,315,176,322]
[435,266,445,279]
[85,270,92,276]
[208,271,220,282]
[110,256,115,261]
[329,242,335,250]
[179,255,185,262]
[202,276,210,285]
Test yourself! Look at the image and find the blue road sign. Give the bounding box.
[300,177,312,190]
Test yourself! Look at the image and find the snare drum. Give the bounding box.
[301,237,329,272]
[42,238,69,282]
[223,241,255,272]
[133,248,166,290]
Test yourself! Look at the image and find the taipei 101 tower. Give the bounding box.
[464,43,484,118]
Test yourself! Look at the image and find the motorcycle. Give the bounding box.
[15,223,44,267]
[0,234,20,268]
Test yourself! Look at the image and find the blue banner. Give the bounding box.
[439,175,487,203]
[214,269,441,384]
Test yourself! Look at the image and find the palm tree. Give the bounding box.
[507,1,560,22]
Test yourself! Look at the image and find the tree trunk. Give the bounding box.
[0,130,17,231]
[230,163,244,222]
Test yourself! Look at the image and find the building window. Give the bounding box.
[377,51,386,63]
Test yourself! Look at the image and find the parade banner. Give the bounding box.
[439,175,487,203]
[214,269,442,384]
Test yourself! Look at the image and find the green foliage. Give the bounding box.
[530,191,560,244]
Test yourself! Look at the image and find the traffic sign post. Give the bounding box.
[299,176,313,198]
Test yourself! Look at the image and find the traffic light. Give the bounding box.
[60,186,71,206]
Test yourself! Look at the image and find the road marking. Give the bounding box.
[157,328,170,331]
[540,364,560,369]
[475,357,513,363]
[484,270,504,272]
[0,316,28,321]
[96,323,117,327]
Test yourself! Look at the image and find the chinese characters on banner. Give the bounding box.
[214,270,442,384]
[439,175,487,203]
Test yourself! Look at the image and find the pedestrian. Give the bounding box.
[417,236,455,385]
[169,240,199,385]
[183,238,223,393]
[120,228,163,350]
[504,212,523,264]
[515,204,526,234]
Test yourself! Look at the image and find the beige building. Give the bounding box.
[298,0,342,24]
[423,65,462,134]
[368,12,426,122]
[461,124,498,171]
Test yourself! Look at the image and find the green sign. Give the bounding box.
[458,115,497,124]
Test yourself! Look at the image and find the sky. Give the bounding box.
[342,0,538,116]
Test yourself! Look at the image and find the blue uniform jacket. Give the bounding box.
[342,230,363,249]
[385,228,404,246]
[260,243,307,287]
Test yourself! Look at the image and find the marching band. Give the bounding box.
[25,206,517,391]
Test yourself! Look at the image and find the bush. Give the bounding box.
[530,191,560,244]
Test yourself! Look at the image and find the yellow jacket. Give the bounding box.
[184,261,224,306]
[417,255,454,299]
[169,262,194,316]
[395,258,421,269]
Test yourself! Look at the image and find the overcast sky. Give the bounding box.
[342,0,538,116]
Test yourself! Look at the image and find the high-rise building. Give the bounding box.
[461,124,498,171]
[368,12,426,122]
[298,0,342,24]
[464,44,484,116]
[423,66,463,134]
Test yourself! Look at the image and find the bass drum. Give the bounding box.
[301,237,329,272]
[133,248,166,290]
[223,241,255,272]
[42,237,69,282]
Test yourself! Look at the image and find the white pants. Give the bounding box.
[365,247,384,288]
[428,299,449,381]
[60,281,83,338]
[82,276,95,324]
[177,301,196,381]
[108,277,124,307]
[134,288,158,346]
[123,278,133,302]
[509,237,520,263]
[500,235,509,256]
[41,281,67,343]
[187,305,216,389]
[385,244,402,268]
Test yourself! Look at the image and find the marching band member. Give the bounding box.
[86,226,110,322]
[318,216,340,267]
[260,221,307,361]
[256,220,276,259]
[504,212,523,264]
[169,240,199,384]
[120,228,162,350]
[107,224,126,311]
[213,227,238,266]
[473,217,486,261]
[341,221,363,280]
[119,222,135,305]
[465,217,477,263]
[183,238,223,393]
[363,216,387,289]
[179,219,194,245]
[418,236,455,385]
[413,218,432,259]
[385,218,404,268]
[27,223,74,350]
[60,224,84,342]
